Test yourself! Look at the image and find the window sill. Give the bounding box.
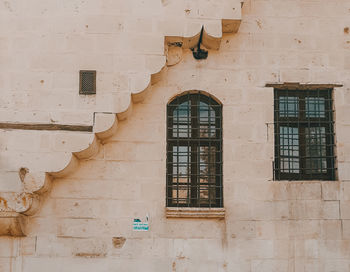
[165,207,225,219]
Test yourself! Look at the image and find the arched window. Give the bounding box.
[166,92,223,207]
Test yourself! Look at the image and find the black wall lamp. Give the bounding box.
[191,26,208,60]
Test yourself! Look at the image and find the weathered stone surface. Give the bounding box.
[0,212,26,236]
[1,0,350,271]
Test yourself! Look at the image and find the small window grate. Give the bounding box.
[79,70,96,94]
[274,88,336,180]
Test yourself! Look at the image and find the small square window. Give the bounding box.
[79,70,96,95]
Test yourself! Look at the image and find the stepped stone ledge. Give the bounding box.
[0,0,243,236]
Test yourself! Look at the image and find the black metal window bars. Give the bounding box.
[274,89,336,180]
[167,92,223,207]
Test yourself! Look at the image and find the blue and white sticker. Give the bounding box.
[133,218,149,231]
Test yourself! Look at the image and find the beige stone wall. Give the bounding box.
[1,0,350,271]
[0,0,241,194]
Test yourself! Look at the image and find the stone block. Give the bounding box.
[108,257,171,272]
[169,259,222,272]
[52,198,99,219]
[321,220,342,240]
[252,201,289,220]
[322,182,340,200]
[56,218,116,238]
[255,221,289,240]
[323,201,340,220]
[342,220,350,239]
[35,236,72,257]
[229,220,256,239]
[0,258,11,272]
[289,200,321,220]
[324,260,350,272]
[301,259,321,272]
[251,259,289,272]
[304,239,319,258]
[289,220,321,240]
[288,182,321,200]
[0,237,16,257]
[50,111,92,126]
[113,55,146,73]
[340,201,350,219]
[25,217,58,236]
[20,237,36,256]
[225,202,252,220]
[0,172,23,192]
[230,143,272,161]
[289,200,339,220]
[233,239,274,259]
[337,126,350,147]
[22,257,65,272]
[280,69,311,83]
[173,238,223,261]
[271,182,289,201]
[342,183,350,201]
[320,240,350,259]
[225,260,251,271]
[337,143,350,162]
[159,220,224,239]
[52,72,77,90]
[273,239,293,259]
[72,238,108,258]
[224,160,273,181]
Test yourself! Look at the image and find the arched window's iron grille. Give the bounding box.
[166,92,223,207]
[274,89,336,180]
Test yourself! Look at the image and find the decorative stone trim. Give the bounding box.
[166,207,225,219]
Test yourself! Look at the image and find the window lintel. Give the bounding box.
[266,82,342,91]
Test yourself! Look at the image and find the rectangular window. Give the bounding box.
[274,89,335,180]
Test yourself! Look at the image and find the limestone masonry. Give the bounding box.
[0,0,350,271]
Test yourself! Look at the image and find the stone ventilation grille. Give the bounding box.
[79,70,96,95]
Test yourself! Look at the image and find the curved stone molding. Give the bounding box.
[0,1,244,236]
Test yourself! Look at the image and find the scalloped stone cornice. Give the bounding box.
[0,0,243,236]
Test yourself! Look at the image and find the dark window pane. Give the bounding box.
[280,126,300,173]
[173,101,191,137]
[279,96,298,117]
[199,102,216,137]
[172,146,191,180]
[305,127,327,173]
[199,146,216,184]
[173,124,191,138]
[280,157,300,174]
[172,185,189,204]
[198,146,217,205]
[306,97,325,118]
